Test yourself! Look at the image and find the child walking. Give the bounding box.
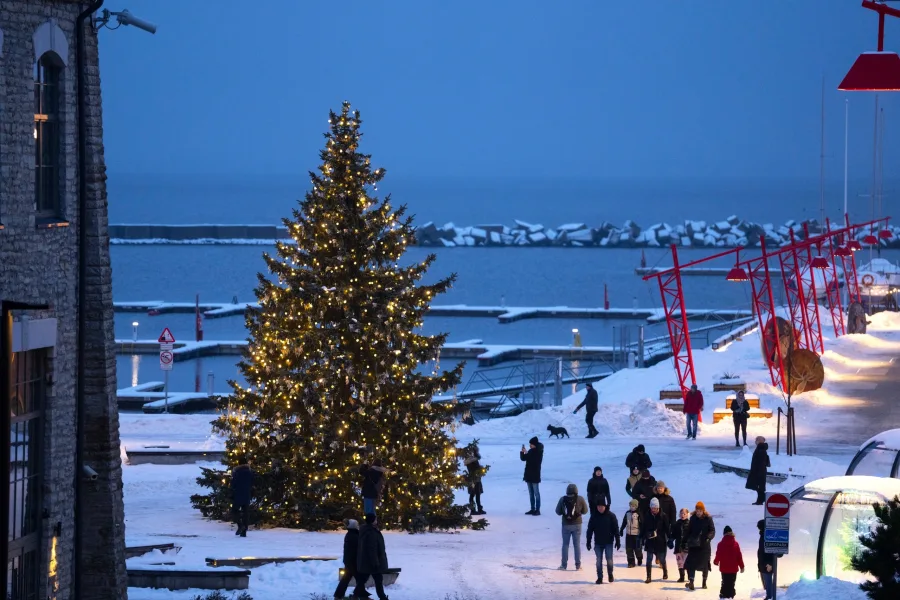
[713,525,745,599]
[672,507,691,582]
[619,498,643,567]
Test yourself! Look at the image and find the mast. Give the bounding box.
[870,94,879,264]
[844,99,849,219]
[820,75,826,227]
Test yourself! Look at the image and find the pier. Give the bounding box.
[635,267,783,277]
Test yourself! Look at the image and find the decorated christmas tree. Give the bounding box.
[850,495,900,600]
[191,102,469,531]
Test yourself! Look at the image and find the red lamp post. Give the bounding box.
[839,0,900,91]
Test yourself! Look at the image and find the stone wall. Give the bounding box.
[0,2,127,599]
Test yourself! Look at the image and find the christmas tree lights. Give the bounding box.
[191,102,471,531]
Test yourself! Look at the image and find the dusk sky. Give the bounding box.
[99,0,900,180]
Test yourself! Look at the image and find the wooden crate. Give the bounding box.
[663,401,684,413]
[712,408,772,424]
[724,393,760,409]
[659,389,684,400]
[713,381,747,392]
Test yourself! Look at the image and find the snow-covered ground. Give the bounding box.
[122,312,900,599]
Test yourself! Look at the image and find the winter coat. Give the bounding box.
[357,524,389,574]
[745,443,770,490]
[685,514,716,571]
[672,517,691,554]
[231,464,253,506]
[465,457,484,494]
[586,510,620,548]
[361,465,387,500]
[521,443,543,483]
[620,509,641,537]
[342,527,360,570]
[652,491,677,531]
[641,510,670,553]
[625,448,652,472]
[586,474,612,510]
[683,389,704,415]
[757,531,775,572]
[714,534,745,574]
[576,387,599,413]
[555,484,589,526]
[731,397,750,423]
[625,473,641,498]
[631,475,657,515]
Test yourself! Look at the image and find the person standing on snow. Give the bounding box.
[685,501,716,591]
[353,514,390,600]
[731,390,751,447]
[651,480,677,530]
[521,436,544,515]
[683,384,704,440]
[625,466,642,499]
[586,500,620,584]
[746,436,770,505]
[333,519,364,600]
[631,469,657,517]
[625,444,652,472]
[231,457,253,538]
[713,525,745,600]
[619,498,643,568]
[642,497,671,583]
[586,466,611,514]
[464,445,486,515]
[672,507,692,583]
[360,459,388,516]
[573,382,600,438]
[555,483,589,570]
[756,519,775,600]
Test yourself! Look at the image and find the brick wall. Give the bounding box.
[0,2,127,599]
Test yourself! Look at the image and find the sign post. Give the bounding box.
[158,327,175,413]
[764,492,791,600]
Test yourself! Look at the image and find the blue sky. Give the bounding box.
[99,0,900,180]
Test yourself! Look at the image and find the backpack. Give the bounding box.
[563,496,578,521]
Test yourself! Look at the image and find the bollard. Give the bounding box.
[207,372,215,397]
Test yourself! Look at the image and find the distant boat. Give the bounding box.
[856,258,900,297]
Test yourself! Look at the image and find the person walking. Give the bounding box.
[353,514,390,600]
[631,469,657,517]
[625,444,652,472]
[731,391,750,447]
[746,436,771,505]
[521,437,544,515]
[685,501,716,591]
[642,497,670,583]
[625,466,642,499]
[231,457,253,537]
[333,519,365,600]
[619,499,643,568]
[360,459,388,516]
[713,526,745,599]
[586,499,620,584]
[555,483,589,570]
[464,445,486,515]
[573,382,600,438]
[672,507,691,582]
[683,384,704,440]
[757,519,775,600]
[586,466,611,514]
[652,480,677,528]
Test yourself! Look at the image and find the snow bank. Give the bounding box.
[781,576,868,600]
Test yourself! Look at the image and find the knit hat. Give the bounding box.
[529,436,539,446]
[629,499,639,509]
[695,501,706,512]
[724,525,733,535]
[347,519,359,530]
[757,519,766,531]
[365,513,376,525]
[566,483,578,496]
[637,444,646,453]
[655,480,666,489]
[650,497,660,509]
[641,469,651,479]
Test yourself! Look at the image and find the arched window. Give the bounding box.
[34,53,63,218]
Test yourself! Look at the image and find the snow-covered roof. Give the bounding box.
[801,475,900,499]
[860,428,900,451]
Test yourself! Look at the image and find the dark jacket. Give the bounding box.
[576,387,599,413]
[672,517,691,554]
[361,465,387,500]
[586,474,612,510]
[465,457,484,494]
[625,447,652,472]
[757,530,775,572]
[357,524,388,574]
[685,514,716,571]
[555,484,589,526]
[746,443,771,490]
[625,472,641,498]
[342,527,360,570]
[653,491,677,531]
[586,510,620,548]
[731,397,750,423]
[631,475,657,514]
[641,510,670,553]
[231,464,253,506]
[521,443,544,483]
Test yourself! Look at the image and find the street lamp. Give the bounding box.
[132,321,139,342]
[811,256,830,269]
[839,1,900,91]
[572,328,582,348]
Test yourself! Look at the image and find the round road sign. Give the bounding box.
[765,493,790,518]
[159,351,174,365]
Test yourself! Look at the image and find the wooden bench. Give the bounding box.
[206,556,338,568]
[658,389,683,400]
[127,567,250,590]
[663,401,684,413]
[712,408,772,424]
[125,543,181,559]
[338,567,402,588]
[724,393,760,409]
[713,381,747,392]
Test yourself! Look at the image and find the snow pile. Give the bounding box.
[781,576,868,600]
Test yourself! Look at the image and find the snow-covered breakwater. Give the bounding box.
[108,217,900,248]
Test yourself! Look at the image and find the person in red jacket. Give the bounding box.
[713,525,745,599]
[683,384,704,440]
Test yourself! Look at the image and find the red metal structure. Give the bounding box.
[653,245,699,403]
[824,220,846,337]
[840,0,900,91]
[842,215,863,304]
[744,236,790,393]
[780,229,814,351]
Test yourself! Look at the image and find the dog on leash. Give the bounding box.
[546,424,570,439]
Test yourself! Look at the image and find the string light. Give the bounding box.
[190,102,479,532]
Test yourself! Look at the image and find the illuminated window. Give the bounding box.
[34,53,62,219]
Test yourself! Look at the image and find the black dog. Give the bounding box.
[547,424,569,439]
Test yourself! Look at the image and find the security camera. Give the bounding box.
[116,9,157,34]
[82,464,98,481]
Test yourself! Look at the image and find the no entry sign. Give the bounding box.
[765,493,791,519]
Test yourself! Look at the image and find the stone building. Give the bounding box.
[0,2,127,599]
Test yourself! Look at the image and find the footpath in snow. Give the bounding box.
[120,312,900,600]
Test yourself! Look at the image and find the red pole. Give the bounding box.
[825,220,846,336]
[672,245,697,390]
[762,236,789,393]
[788,229,813,350]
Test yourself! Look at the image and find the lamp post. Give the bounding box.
[132,320,139,343]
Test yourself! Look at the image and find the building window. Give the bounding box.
[7,350,45,600]
[34,54,62,219]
